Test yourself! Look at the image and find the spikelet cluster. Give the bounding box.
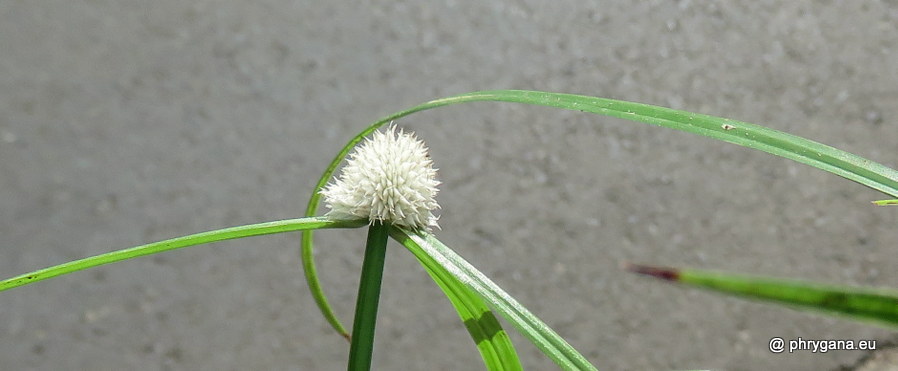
[321,125,440,230]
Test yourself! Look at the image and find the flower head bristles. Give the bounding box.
[321,124,441,230]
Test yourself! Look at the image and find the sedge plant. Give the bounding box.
[3,90,898,370]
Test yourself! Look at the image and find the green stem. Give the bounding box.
[348,223,390,371]
[1,217,365,292]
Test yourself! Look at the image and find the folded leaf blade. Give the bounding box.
[405,233,523,371]
[392,227,598,371]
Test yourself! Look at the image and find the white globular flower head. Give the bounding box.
[321,125,440,230]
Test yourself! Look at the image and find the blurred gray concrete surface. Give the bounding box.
[3,1,898,370]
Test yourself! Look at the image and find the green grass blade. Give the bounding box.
[627,263,898,328]
[303,89,898,338]
[431,90,898,197]
[391,226,523,371]
[1,217,365,292]
[391,227,597,371]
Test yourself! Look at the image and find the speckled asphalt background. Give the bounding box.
[3,1,898,370]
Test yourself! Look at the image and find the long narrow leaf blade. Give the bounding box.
[391,227,598,371]
[431,90,898,197]
[396,226,523,371]
[627,263,898,328]
[1,217,365,292]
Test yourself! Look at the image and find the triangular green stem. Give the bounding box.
[347,223,390,371]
